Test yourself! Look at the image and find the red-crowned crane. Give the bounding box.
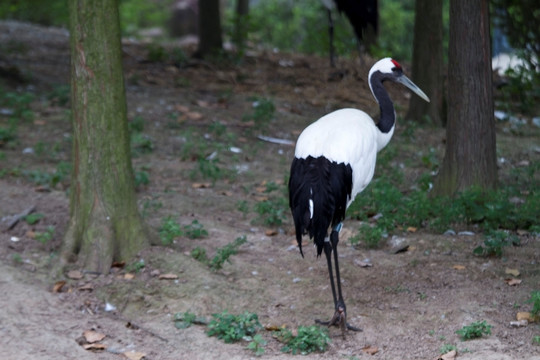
[288,58,429,336]
[321,0,378,67]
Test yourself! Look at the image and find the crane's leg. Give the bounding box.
[327,9,336,68]
[316,223,361,337]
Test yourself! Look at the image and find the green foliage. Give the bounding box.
[34,226,55,244]
[533,335,540,346]
[134,170,150,188]
[24,161,71,188]
[126,259,145,273]
[246,334,266,356]
[278,326,331,355]
[206,310,262,344]
[473,230,520,258]
[24,213,44,225]
[527,290,540,317]
[173,311,208,329]
[440,344,457,354]
[131,133,154,155]
[183,219,208,239]
[159,216,183,245]
[191,235,247,271]
[47,84,70,107]
[254,181,288,227]
[119,0,174,36]
[456,321,492,341]
[0,0,68,26]
[242,97,276,130]
[191,158,222,184]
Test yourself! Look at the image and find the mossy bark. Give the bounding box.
[61,0,150,274]
[405,0,444,125]
[432,0,497,197]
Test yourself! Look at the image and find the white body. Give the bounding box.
[294,108,394,207]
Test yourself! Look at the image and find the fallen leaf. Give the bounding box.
[362,345,379,355]
[186,111,203,120]
[83,330,106,343]
[67,270,84,280]
[220,190,233,196]
[123,351,147,360]
[159,273,179,280]
[437,349,457,360]
[175,104,190,113]
[517,312,533,322]
[452,265,466,270]
[26,230,36,239]
[510,319,528,327]
[53,280,66,293]
[406,226,417,233]
[78,283,94,291]
[192,182,211,189]
[505,268,520,277]
[264,324,286,331]
[124,273,135,280]
[265,229,277,236]
[196,100,210,108]
[505,278,522,286]
[111,261,126,268]
[83,343,106,351]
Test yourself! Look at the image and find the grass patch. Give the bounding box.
[206,310,262,343]
[191,235,247,271]
[456,320,492,341]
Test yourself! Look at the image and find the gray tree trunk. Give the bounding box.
[432,0,497,196]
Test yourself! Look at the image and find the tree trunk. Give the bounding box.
[405,0,444,125]
[233,0,250,53]
[196,0,223,58]
[432,0,497,196]
[61,0,150,274]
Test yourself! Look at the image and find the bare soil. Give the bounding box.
[1,21,539,360]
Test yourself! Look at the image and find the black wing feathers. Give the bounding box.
[289,156,353,257]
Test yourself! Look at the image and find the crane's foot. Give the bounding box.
[315,304,362,338]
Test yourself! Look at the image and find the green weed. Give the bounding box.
[131,133,154,155]
[134,170,150,188]
[173,311,208,329]
[246,333,266,356]
[24,213,44,225]
[35,226,55,244]
[456,320,492,341]
[183,219,208,239]
[527,290,540,317]
[125,259,145,273]
[278,326,331,355]
[191,235,247,271]
[533,335,540,346]
[473,230,519,258]
[206,310,262,343]
[440,344,457,354]
[242,97,275,130]
[159,216,184,245]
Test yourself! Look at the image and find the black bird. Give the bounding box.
[288,58,429,336]
[322,0,378,67]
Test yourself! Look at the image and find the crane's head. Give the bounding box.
[368,58,430,102]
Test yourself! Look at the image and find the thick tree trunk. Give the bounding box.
[196,0,223,58]
[405,0,444,125]
[432,0,497,196]
[61,0,149,274]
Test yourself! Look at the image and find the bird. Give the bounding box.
[321,0,378,67]
[288,57,429,336]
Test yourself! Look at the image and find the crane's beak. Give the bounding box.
[396,75,430,102]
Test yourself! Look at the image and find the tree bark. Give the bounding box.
[233,0,250,53]
[196,0,223,58]
[432,0,497,196]
[61,0,150,274]
[405,0,444,125]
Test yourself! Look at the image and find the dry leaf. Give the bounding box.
[437,350,457,360]
[83,343,106,351]
[83,330,106,343]
[220,190,233,196]
[196,100,210,108]
[112,261,126,268]
[123,351,147,360]
[192,182,211,189]
[505,268,520,277]
[175,104,190,113]
[78,283,94,291]
[517,312,533,322]
[362,345,379,355]
[53,280,66,293]
[406,226,417,233]
[26,230,36,239]
[505,278,522,286]
[265,229,277,236]
[186,111,203,120]
[452,265,466,270]
[124,273,135,280]
[67,270,84,280]
[159,273,179,280]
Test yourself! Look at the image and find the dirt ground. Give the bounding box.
[1,20,539,360]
